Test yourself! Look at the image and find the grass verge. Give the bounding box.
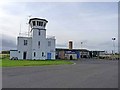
[1,57,73,67]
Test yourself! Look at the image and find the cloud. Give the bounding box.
[56,44,67,48]
[0,2,118,53]
[1,34,17,51]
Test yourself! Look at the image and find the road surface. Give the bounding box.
[2,59,118,88]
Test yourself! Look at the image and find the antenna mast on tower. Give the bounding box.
[19,23,21,36]
[27,15,32,36]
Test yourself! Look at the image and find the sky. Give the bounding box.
[0,1,118,53]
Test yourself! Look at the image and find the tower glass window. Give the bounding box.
[38,41,40,48]
[24,40,27,45]
[37,21,39,26]
[43,23,46,27]
[32,21,36,26]
[39,22,43,26]
[38,30,40,35]
[38,22,40,26]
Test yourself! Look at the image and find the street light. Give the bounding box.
[81,42,83,58]
[112,37,116,54]
[112,37,116,59]
[81,42,83,48]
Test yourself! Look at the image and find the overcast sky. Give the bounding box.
[0,1,118,53]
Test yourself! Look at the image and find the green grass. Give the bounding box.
[0,54,73,67]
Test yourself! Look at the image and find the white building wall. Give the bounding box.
[10,50,18,59]
[65,54,77,59]
[17,37,32,59]
[32,29,47,60]
[46,38,56,59]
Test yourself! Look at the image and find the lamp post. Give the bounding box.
[112,37,116,59]
[81,42,83,58]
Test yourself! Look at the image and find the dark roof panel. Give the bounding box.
[56,48,89,51]
[10,50,18,51]
[29,18,48,24]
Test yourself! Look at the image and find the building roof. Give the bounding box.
[29,18,48,24]
[10,50,18,51]
[89,51,105,52]
[56,48,89,52]
[18,36,32,38]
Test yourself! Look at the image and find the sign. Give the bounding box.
[65,51,76,54]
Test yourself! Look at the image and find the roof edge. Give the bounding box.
[29,18,48,24]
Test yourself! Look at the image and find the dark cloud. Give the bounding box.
[1,34,17,51]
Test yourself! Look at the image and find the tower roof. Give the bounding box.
[29,18,48,24]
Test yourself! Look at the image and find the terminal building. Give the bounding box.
[56,41,105,60]
[56,41,90,60]
[10,18,56,60]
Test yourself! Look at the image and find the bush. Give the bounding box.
[1,50,10,54]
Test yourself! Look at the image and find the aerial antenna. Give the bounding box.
[27,15,32,36]
[19,23,21,36]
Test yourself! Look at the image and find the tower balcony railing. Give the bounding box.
[46,35,55,39]
[19,32,32,37]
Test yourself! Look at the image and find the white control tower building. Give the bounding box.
[10,18,56,60]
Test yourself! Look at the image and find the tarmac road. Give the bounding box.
[2,59,118,88]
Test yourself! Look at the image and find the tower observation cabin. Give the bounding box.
[29,18,48,30]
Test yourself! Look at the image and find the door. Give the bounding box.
[70,55,73,60]
[76,51,80,59]
[47,53,51,60]
[23,52,27,59]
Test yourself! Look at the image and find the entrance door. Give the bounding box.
[70,55,73,60]
[23,52,27,59]
[77,52,80,59]
[47,53,51,60]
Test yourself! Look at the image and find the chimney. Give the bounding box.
[69,41,73,50]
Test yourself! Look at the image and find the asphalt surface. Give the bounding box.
[2,59,118,88]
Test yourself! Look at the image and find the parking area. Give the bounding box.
[2,59,118,88]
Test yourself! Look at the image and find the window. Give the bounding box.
[34,52,36,57]
[38,22,40,26]
[48,41,51,46]
[33,21,36,26]
[42,52,44,57]
[39,22,43,26]
[38,41,40,48]
[43,23,46,27]
[38,30,40,35]
[24,40,27,45]
[37,21,39,26]
[38,41,40,46]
